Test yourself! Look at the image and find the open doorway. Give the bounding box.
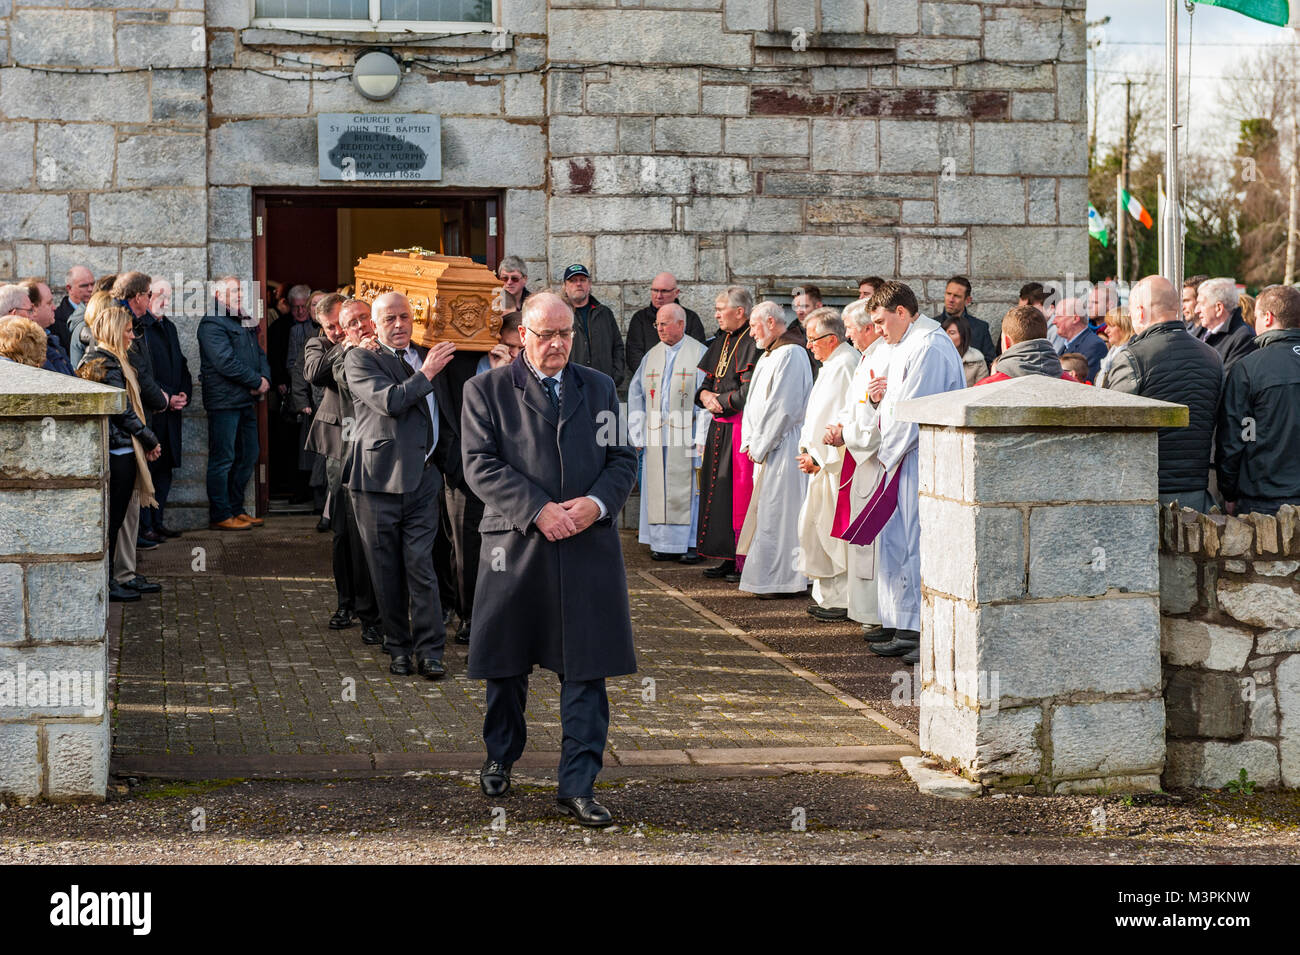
[252,187,502,515]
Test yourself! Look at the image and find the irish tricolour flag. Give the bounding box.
[1120,188,1153,229]
[1193,0,1294,26]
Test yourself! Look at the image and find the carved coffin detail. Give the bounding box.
[352,249,503,352]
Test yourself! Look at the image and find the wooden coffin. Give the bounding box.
[353,248,503,351]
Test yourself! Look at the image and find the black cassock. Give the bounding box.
[694,329,758,561]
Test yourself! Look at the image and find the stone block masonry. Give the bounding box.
[900,376,1187,795]
[0,363,123,802]
[0,0,1089,527]
[1159,503,1300,789]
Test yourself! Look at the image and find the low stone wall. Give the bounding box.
[0,363,122,802]
[1159,504,1300,789]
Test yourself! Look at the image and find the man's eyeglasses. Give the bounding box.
[524,326,575,343]
[806,332,836,344]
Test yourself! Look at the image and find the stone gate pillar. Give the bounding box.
[896,376,1188,794]
[1,363,123,802]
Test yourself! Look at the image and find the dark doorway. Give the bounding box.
[251,187,503,515]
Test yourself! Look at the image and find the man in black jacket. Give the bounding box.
[1217,284,1300,516]
[198,276,272,531]
[1195,277,1257,371]
[140,278,192,542]
[563,264,625,387]
[623,271,706,376]
[1104,275,1224,512]
[52,265,94,353]
[938,275,997,365]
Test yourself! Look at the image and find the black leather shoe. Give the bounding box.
[316,516,331,533]
[863,625,896,643]
[678,550,703,564]
[329,608,356,630]
[869,630,921,657]
[361,625,383,645]
[135,535,159,550]
[703,560,736,579]
[109,582,141,602]
[757,590,804,600]
[809,605,848,620]
[389,655,413,675]
[454,619,470,645]
[556,796,612,827]
[122,575,161,594]
[650,550,677,561]
[902,647,920,665]
[418,657,446,680]
[480,759,511,797]
[723,572,742,583]
[159,526,183,539]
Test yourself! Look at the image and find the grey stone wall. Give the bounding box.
[1159,504,1300,790]
[1,0,1088,526]
[0,363,123,803]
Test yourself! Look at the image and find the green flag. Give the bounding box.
[1192,0,1289,27]
[1088,204,1109,247]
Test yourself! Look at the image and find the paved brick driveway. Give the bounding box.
[111,518,907,769]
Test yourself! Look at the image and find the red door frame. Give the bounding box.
[250,186,505,515]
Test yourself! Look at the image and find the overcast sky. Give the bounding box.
[1087,0,1297,154]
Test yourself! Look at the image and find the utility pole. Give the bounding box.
[1286,31,1298,285]
[1116,79,1131,286]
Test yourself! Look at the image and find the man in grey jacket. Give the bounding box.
[343,292,456,679]
[198,276,271,531]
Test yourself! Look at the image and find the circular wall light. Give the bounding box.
[352,50,402,101]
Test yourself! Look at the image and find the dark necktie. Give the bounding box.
[396,348,435,451]
[542,376,560,413]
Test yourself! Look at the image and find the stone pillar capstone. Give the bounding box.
[896,376,1188,794]
[0,363,123,802]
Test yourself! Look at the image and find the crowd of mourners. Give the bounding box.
[2,258,1297,674]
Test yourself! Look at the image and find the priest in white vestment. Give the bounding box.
[863,282,966,665]
[628,304,710,561]
[795,307,860,620]
[824,299,891,634]
[736,301,814,597]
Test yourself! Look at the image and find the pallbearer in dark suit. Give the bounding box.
[343,292,457,679]
[461,292,638,826]
[305,296,382,644]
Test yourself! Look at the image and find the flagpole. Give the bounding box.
[1157,174,1166,279]
[1116,173,1126,287]
[1162,0,1183,291]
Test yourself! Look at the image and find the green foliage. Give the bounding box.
[1225,768,1257,797]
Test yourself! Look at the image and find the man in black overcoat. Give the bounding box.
[461,291,638,826]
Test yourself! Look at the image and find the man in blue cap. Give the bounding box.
[562,264,625,387]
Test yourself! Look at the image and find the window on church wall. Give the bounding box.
[252,0,493,31]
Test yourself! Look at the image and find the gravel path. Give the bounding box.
[3,773,1298,864]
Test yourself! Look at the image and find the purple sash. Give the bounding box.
[832,461,902,547]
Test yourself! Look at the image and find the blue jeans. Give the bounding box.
[206,406,258,523]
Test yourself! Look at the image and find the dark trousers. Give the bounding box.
[108,453,137,567]
[1237,495,1300,516]
[433,500,458,619]
[444,484,484,622]
[141,458,174,533]
[332,483,380,626]
[484,673,609,799]
[206,405,258,522]
[351,463,446,660]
